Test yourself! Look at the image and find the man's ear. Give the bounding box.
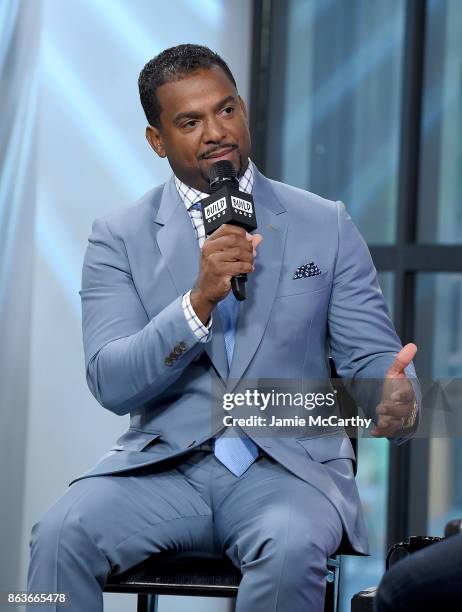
[239,96,248,122]
[146,125,166,158]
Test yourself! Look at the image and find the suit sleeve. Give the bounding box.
[327,202,420,434]
[80,217,205,415]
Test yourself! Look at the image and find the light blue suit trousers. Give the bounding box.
[27,449,343,611]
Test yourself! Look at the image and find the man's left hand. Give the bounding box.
[370,343,418,438]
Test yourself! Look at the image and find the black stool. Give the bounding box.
[104,550,341,611]
[105,360,354,611]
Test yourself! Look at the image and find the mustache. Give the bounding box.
[200,144,237,159]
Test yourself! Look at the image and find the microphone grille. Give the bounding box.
[209,160,237,191]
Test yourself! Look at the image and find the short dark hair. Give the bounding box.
[138,44,237,128]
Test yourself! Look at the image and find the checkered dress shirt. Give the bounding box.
[175,161,254,343]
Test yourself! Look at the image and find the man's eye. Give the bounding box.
[222,106,234,116]
[183,120,198,129]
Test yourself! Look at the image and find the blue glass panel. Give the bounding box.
[418,0,462,244]
[415,273,462,536]
[339,272,394,610]
[265,0,406,245]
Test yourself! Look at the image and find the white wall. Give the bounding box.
[14,2,253,610]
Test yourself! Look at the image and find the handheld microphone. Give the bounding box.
[199,160,257,301]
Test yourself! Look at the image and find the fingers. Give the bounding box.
[382,372,415,407]
[386,343,418,377]
[376,399,414,419]
[252,234,263,247]
[206,251,254,276]
[203,235,253,264]
[371,396,416,437]
[246,232,263,257]
[370,417,404,438]
[208,225,262,249]
[371,409,406,437]
[195,225,262,304]
[251,233,263,256]
[246,232,263,247]
[390,388,414,403]
[208,224,247,241]
[205,226,263,260]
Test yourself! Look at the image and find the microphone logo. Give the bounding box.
[203,197,227,220]
[231,196,253,217]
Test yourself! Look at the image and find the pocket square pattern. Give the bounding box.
[293,262,322,279]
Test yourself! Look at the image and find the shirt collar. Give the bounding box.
[174,160,254,211]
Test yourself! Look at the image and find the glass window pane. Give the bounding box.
[339,272,394,610]
[339,438,389,610]
[414,274,462,534]
[265,0,406,244]
[415,273,462,379]
[417,0,462,243]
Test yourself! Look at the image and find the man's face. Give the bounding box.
[145,66,251,192]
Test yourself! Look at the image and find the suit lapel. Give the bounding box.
[228,170,288,389]
[154,178,229,381]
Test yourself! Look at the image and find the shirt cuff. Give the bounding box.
[182,290,212,343]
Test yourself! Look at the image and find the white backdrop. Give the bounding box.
[0,1,252,610]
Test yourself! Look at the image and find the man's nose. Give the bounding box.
[203,115,227,142]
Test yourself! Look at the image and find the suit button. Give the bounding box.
[164,356,173,366]
[173,346,183,356]
[179,341,187,351]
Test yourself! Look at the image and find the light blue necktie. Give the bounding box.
[190,202,258,476]
[213,291,259,476]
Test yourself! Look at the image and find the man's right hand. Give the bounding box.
[190,224,263,325]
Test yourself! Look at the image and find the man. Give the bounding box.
[27,44,418,611]
[375,533,462,611]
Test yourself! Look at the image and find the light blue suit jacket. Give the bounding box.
[72,167,416,555]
